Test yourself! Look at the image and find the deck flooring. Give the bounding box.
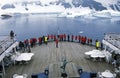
[5,42,114,78]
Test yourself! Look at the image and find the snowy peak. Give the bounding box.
[0,0,120,12]
[109,1,120,11]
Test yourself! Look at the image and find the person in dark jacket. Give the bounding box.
[101,42,103,50]
[90,38,92,45]
[67,34,70,42]
[10,30,14,39]
[19,41,25,52]
[71,35,74,42]
[24,39,29,51]
[78,35,81,43]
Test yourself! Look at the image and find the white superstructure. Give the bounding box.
[102,33,120,54]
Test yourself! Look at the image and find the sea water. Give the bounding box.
[0,14,120,41]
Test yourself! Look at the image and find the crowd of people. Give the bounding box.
[9,30,103,52]
[16,34,104,52]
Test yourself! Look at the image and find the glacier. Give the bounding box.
[0,0,120,18]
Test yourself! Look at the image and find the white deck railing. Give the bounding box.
[103,33,120,50]
[0,35,15,54]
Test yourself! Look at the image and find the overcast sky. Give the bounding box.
[0,0,57,4]
[0,0,118,5]
[0,0,71,4]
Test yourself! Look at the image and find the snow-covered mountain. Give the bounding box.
[1,0,120,11]
[0,0,120,18]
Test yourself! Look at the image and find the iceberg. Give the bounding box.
[110,11,120,17]
[58,7,92,18]
[57,11,68,17]
[0,9,13,19]
[92,10,120,18]
[93,11,111,19]
[79,31,84,34]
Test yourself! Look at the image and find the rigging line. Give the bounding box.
[57,25,60,35]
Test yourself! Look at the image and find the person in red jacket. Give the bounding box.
[59,34,62,41]
[81,36,84,44]
[38,37,42,45]
[61,34,63,41]
[55,38,59,48]
[75,36,77,42]
[63,34,66,41]
[24,39,29,51]
[33,38,37,46]
[30,38,33,47]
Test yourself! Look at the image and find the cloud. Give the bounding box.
[0,0,15,4]
[0,0,58,5]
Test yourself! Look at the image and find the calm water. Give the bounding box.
[0,14,120,41]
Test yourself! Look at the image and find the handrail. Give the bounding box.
[0,40,17,55]
[105,40,120,50]
[0,36,16,54]
[104,33,120,50]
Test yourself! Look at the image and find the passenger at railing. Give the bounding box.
[100,42,103,50]
[38,37,42,45]
[81,36,83,44]
[47,34,50,41]
[78,35,81,43]
[59,34,62,41]
[75,36,77,42]
[71,35,74,42]
[10,30,14,39]
[19,41,25,52]
[33,38,37,46]
[87,38,90,45]
[24,39,29,51]
[95,39,100,49]
[63,34,66,41]
[54,35,56,41]
[57,34,59,39]
[67,34,70,42]
[61,34,63,41]
[95,39,98,49]
[55,38,59,48]
[30,38,33,48]
[42,36,45,43]
[89,38,92,46]
[82,36,85,44]
[44,36,48,45]
[28,42,31,53]
[81,36,87,45]
[84,36,87,44]
[51,34,53,41]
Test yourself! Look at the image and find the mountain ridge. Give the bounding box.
[0,0,120,12]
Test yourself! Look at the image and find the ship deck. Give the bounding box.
[5,42,114,78]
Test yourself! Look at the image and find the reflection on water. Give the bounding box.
[110,18,120,24]
[0,14,120,41]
